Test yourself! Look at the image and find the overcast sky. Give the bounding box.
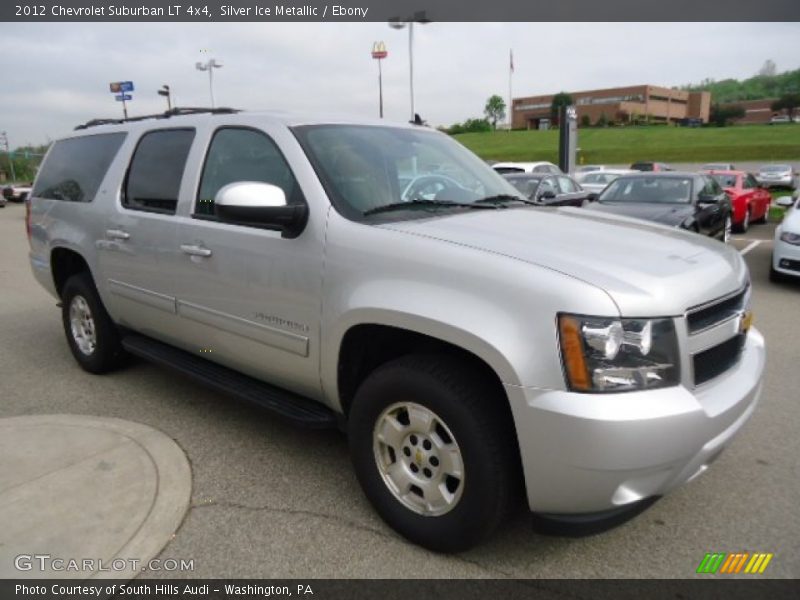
[1,22,799,146]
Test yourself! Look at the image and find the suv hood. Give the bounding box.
[379,207,747,316]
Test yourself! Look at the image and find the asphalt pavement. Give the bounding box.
[0,202,798,578]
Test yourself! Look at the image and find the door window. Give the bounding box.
[123,129,195,214]
[196,127,303,217]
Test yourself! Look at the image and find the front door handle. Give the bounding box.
[180,244,212,257]
[106,229,130,240]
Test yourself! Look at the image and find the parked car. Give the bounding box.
[585,172,733,242]
[0,193,6,208]
[703,170,771,233]
[577,169,636,194]
[757,164,796,190]
[701,163,736,172]
[769,115,792,125]
[3,182,33,202]
[573,165,616,179]
[492,161,561,175]
[27,110,764,551]
[501,173,589,207]
[630,161,673,172]
[771,195,800,282]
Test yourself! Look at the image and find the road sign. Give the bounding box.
[115,94,132,101]
[109,81,134,93]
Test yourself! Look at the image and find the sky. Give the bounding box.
[1,22,799,147]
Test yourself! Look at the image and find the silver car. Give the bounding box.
[757,164,796,190]
[27,110,765,551]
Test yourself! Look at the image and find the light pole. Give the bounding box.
[195,58,223,108]
[158,85,172,111]
[389,11,430,123]
[0,131,16,182]
[371,42,388,119]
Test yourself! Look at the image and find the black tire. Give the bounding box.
[754,208,768,225]
[61,272,126,374]
[348,354,520,552]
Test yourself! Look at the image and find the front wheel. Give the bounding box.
[61,272,126,373]
[348,355,519,552]
[722,214,732,243]
[735,209,750,234]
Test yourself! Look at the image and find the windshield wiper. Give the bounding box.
[362,199,503,216]
[474,194,537,206]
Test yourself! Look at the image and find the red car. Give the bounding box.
[703,170,771,233]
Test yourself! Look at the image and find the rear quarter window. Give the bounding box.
[32,132,127,202]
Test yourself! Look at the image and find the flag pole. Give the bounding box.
[508,48,513,131]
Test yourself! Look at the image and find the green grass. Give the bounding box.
[454,124,800,164]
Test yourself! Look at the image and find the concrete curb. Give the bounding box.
[0,414,192,580]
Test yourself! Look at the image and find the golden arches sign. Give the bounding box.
[371,41,388,59]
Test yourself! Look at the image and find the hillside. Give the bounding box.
[454,125,800,163]
[682,68,800,103]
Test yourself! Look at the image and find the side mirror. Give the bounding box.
[775,196,795,208]
[215,182,308,238]
[587,192,599,202]
[698,193,719,204]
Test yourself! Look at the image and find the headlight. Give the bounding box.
[779,232,800,245]
[558,314,680,393]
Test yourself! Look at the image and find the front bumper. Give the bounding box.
[772,239,800,278]
[506,327,765,514]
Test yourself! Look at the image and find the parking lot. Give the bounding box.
[0,201,797,578]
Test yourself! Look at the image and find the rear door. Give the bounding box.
[96,128,196,343]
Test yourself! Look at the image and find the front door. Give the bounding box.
[171,125,325,399]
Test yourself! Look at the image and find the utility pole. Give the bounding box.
[0,131,17,182]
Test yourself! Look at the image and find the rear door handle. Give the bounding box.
[106,229,130,240]
[180,244,212,257]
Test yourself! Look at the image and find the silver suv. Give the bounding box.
[28,109,765,551]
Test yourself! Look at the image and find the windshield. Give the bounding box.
[599,176,693,204]
[711,174,738,188]
[293,124,523,219]
[761,165,791,173]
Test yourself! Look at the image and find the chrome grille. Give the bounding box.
[686,285,748,334]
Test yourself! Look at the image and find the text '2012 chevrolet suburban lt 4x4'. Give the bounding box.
[28,109,765,552]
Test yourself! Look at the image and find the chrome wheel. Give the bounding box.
[723,215,732,243]
[69,295,96,355]
[373,402,465,516]
[742,209,750,232]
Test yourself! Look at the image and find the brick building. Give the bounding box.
[719,98,785,125]
[512,85,711,129]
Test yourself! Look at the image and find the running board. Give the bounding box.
[121,334,337,429]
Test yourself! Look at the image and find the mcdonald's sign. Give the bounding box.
[371,41,388,60]
[696,552,774,575]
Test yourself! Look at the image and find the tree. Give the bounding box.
[709,103,745,127]
[772,93,800,119]
[580,114,591,128]
[550,92,573,126]
[758,59,777,77]
[596,113,608,127]
[483,95,507,130]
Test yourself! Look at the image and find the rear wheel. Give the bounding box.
[735,209,750,234]
[722,215,732,243]
[61,272,126,373]
[348,355,519,552]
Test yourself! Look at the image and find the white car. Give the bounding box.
[757,164,796,190]
[577,169,636,194]
[3,183,32,202]
[772,195,800,282]
[492,161,561,175]
[701,163,736,172]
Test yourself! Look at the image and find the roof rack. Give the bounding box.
[74,107,239,130]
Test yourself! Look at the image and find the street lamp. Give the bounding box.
[195,58,223,108]
[389,11,430,123]
[158,85,172,111]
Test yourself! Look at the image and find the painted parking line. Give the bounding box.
[740,241,762,256]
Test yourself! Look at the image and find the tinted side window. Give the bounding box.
[123,129,195,214]
[32,133,126,202]
[558,176,578,193]
[196,128,303,216]
[744,174,758,189]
